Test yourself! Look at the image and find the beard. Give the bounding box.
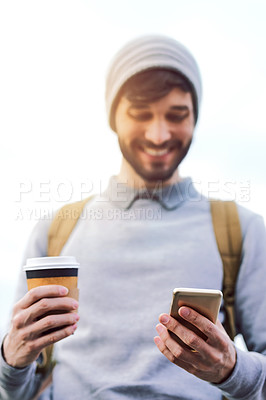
[118,137,193,183]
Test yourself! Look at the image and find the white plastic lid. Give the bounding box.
[23,256,80,271]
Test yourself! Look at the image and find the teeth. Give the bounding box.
[144,148,169,156]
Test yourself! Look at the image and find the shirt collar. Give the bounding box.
[102,176,200,210]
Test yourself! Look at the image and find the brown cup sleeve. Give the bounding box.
[67,288,79,301]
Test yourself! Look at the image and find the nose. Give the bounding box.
[144,119,171,145]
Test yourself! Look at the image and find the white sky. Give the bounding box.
[0,0,266,335]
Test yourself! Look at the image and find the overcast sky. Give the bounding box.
[0,0,265,336]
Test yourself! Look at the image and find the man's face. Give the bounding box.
[114,87,195,186]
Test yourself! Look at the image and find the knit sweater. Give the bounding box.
[1,177,266,400]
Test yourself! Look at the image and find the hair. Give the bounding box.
[110,68,197,130]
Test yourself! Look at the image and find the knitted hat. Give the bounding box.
[105,34,202,130]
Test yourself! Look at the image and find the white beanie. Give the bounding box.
[105,34,202,129]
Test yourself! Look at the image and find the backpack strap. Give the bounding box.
[210,200,242,340]
[36,196,93,387]
[47,196,93,256]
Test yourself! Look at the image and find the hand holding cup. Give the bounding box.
[2,256,80,368]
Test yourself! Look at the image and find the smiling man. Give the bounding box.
[1,35,266,400]
[115,86,194,185]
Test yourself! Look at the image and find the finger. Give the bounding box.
[178,308,230,351]
[178,307,219,343]
[155,323,198,363]
[155,326,203,372]
[155,323,220,378]
[12,297,79,329]
[30,296,79,320]
[23,323,78,361]
[15,285,69,311]
[21,312,80,340]
[38,322,78,347]
[158,314,210,354]
[155,334,198,374]
[154,335,178,365]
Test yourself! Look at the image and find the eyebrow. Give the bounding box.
[128,104,189,111]
[170,105,189,111]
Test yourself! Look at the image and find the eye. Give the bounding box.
[165,112,188,123]
[127,111,153,121]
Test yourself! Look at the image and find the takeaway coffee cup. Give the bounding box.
[23,256,80,300]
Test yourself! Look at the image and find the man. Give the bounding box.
[1,35,266,399]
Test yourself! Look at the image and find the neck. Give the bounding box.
[117,159,182,189]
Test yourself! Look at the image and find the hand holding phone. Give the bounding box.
[169,288,222,350]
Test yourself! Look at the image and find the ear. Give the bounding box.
[109,94,123,133]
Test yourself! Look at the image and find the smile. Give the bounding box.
[143,148,170,157]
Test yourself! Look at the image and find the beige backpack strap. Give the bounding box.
[210,200,242,340]
[36,196,93,390]
[47,196,93,256]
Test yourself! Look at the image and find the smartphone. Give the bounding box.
[169,288,222,350]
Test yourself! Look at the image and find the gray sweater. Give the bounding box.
[1,177,266,400]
